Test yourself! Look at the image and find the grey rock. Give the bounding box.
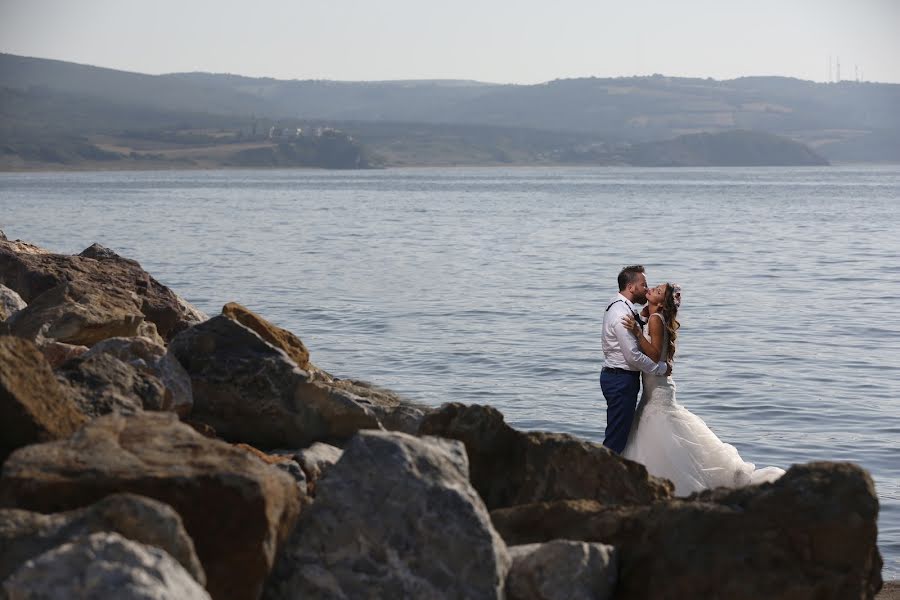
[2,531,210,600]
[274,442,343,497]
[0,493,205,585]
[490,462,882,600]
[0,283,26,322]
[264,430,511,600]
[83,336,193,416]
[0,411,301,600]
[170,315,380,448]
[420,403,673,510]
[55,353,169,418]
[506,540,617,600]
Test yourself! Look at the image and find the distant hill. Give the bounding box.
[2,53,896,166]
[629,130,828,167]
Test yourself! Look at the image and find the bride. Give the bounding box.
[620,283,785,496]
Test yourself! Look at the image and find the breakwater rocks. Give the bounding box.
[0,233,885,599]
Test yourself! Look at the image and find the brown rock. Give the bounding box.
[222,302,309,369]
[38,340,89,368]
[7,281,145,346]
[0,412,301,600]
[0,336,86,464]
[419,403,672,510]
[0,493,205,585]
[330,377,432,434]
[490,462,882,600]
[170,315,380,448]
[55,352,169,418]
[0,240,204,341]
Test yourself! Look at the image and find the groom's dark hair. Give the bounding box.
[618,265,645,291]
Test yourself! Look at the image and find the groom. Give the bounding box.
[601,265,670,454]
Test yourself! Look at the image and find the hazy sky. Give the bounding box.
[1,0,898,84]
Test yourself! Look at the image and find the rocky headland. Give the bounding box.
[0,230,885,599]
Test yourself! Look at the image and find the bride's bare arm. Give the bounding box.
[642,314,665,362]
[621,313,664,361]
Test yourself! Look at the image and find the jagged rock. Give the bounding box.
[490,462,882,600]
[0,283,26,321]
[0,336,86,465]
[221,302,310,369]
[2,532,210,600]
[6,281,145,346]
[330,377,432,434]
[0,239,203,341]
[83,336,193,416]
[37,340,89,368]
[170,315,380,448]
[55,353,169,418]
[136,319,167,346]
[0,493,204,585]
[506,540,617,600]
[275,442,343,496]
[419,403,673,510]
[234,443,309,497]
[0,412,301,600]
[264,430,510,600]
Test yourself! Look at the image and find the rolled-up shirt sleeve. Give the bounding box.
[612,317,668,375]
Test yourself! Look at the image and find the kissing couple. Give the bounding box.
[600,265,784,496]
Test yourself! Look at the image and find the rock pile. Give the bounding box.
[0,235,885,599]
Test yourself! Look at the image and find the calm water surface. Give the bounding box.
[2,166,899,577]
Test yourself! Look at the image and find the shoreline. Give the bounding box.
[2,161,897,175]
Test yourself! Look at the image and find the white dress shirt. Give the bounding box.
[601,293,668,375]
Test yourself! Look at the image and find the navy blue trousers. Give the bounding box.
[600,369,641,454]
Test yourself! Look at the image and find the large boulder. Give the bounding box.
[419,403,673,510]
[221,302,310,370]
[2,532,210,600]
[6,281,145,346]
[0,336,86,465]
[0,493,204,585]
[264,430,511,600]
[0,283,26,321]
[83,336,193,416]
[506,540,617,600]
[490,462,883,600]
[55,353,169,418]
[170,315,380,448]
[0,239,204,341]
[0,412,301,600]
[220,302,429,434]
[37,340,89,368]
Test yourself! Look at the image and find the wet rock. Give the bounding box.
[83,336,193,416]
[0,412,301,600]
[420,403,673,510]
[506,540,617,600]
[0,493,204,585]
[0,283,26,321]
[2,532,210,600]
[55,353,169,418]
[0,240,203,341]
[0,336,86,465]
[170,315,380,448]
[264,430,511,600]
[490,462,882,600]
[221,302,309,369]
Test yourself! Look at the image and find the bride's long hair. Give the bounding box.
[660,283,681,363]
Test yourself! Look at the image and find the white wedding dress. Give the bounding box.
[622,314,785,496]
